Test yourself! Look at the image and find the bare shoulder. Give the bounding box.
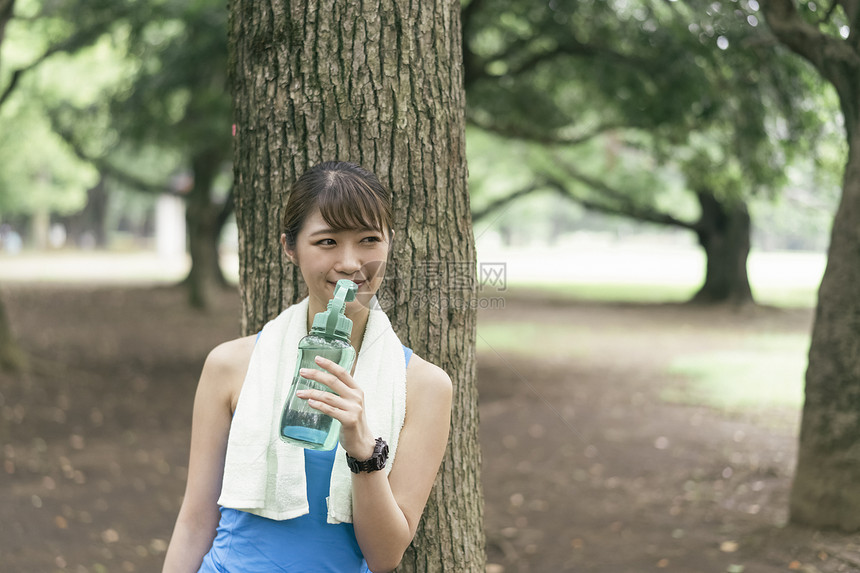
[201,334,257,413]
[405,354,453,406]
[205,334,256,373]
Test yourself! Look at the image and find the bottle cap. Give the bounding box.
[311,279,358,342]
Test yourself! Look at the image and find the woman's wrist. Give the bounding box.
[345,436,377,461]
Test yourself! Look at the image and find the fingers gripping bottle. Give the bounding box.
[279,279,358,450]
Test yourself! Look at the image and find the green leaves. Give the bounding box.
[462,0,839,232]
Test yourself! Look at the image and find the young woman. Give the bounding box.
[162,161,453,573]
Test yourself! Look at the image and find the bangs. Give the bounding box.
[317,173,387,233]
[281,161,393,249]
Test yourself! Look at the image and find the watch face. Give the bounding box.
[375,441,389,470]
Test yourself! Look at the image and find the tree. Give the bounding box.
[111,0,234,308]
[229,1,484,570]
[760,0,860,531]
[0,0,148,370]
[28,0,233,309]
[461,0,826,304]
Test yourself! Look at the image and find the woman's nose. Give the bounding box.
[334,246,361,274]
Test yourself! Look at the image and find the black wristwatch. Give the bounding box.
[346,437,389,473]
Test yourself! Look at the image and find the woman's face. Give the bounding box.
[282,207,392,313]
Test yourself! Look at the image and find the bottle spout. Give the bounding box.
[325,279,358,335]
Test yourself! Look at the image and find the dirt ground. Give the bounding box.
[2,284,860,573]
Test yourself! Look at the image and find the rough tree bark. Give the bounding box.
[229,0,485,570]
[761,0,860,530]
[691,192,754,305]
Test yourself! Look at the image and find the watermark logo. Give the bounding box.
[354,259,507,311]
[406,260,506,309]
[479,262,506,292]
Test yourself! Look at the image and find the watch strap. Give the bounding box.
[346,437,389,473]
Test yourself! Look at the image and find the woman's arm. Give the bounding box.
[299,354,452,572]
[161,336,254,573]
[351,355,452,572]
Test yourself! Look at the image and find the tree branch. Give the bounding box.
[0,68,23,108]
[0,9,123,109]
[543,168,699,231]
[760,0,860,69]
[761,0,860,134]
[50,113,178,197]
[506,30,663,80]
[471,169,698,232]
[471,183,546,223]
[462,3,658,87]
[466,114,626,147]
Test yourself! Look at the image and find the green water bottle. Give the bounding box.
[279,279,358,450]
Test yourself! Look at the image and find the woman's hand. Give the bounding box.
[296,355,376,460]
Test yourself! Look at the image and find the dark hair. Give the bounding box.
[282,161,393,250]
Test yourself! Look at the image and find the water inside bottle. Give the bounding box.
[280,345,347,450]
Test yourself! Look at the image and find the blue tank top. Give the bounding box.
[197,345,414,573]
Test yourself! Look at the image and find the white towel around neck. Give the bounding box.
[217,296,407,523]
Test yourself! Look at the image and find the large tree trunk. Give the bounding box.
[789,131,860,530]
[184,148,230,309]
[229,1,484,571]
[691,191,754,305]
[759,0,860,531]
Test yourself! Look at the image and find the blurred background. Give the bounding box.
[0,0,853,572]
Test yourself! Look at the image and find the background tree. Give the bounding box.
[0,0,115,370]
[760,0,860,531]
[229,0,484,570]
[110,0,233,309]
[462,0,828,304]
[0,0,172,370]
[18,0,233,309]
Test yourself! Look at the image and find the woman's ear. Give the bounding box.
[280,233,297,264]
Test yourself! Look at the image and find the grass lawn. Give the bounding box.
[506,280,818,308]
[478,311,809,419]
[661,335,808,412]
